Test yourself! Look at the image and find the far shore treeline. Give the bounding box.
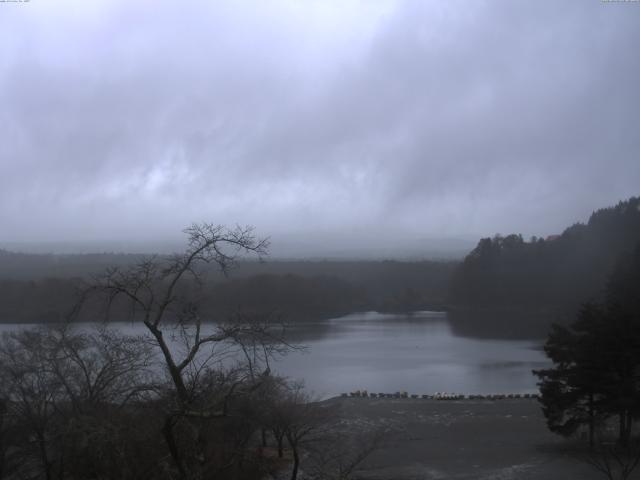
[0,196,638,338]
[0,256,455,324]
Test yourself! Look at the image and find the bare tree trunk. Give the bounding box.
[619,411,632,447]
[37,433,52,480]
[56,451,65,480]
[145,323,190,405]
[0,432,5,480]
[163,415,187,479]
[290,445,300,480]
[589,393,595,448]
[275,431,284,458]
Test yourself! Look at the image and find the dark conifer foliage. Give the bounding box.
[0,259,455,324]
[450,197,640,320]
[534,245,640,446]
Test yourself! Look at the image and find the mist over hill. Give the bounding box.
[449,196,640,337]
[1,197,639,338]
[0,235,474,261]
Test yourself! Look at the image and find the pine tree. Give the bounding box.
[534,244,640,446]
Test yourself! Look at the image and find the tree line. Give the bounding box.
[0,257,454,325]
[449,197,640,334]
[0,326,378,480]
[0,224,382,480]
[533,241,640,479]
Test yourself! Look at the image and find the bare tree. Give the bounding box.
[582,441,640,480]
[48,325,158,409]
[266,382,332,480]
[261,379,376,480]
[261,376,294,459]
[0,328,67,480]
[77,223,295,478]
[80,224,269,405]
[0,397,15,480]
[0,325,158,480]
[308,430,386,480]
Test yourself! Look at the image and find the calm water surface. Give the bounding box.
[0,311,549,399]
[277,311,548,398]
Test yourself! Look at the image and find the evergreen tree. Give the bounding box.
[534,244,640,446]
[534,304,608,446]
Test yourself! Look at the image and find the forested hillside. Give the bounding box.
[0,254,455,323]
[449,197,640,336]
[4,197,637,331]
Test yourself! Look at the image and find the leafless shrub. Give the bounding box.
[307,429,386,480]
[0,325,159,480]
[582,440,640,480]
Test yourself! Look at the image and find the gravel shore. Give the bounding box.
[322,396,603,480]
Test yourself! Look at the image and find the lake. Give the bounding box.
[276,311,548,398]
[0,311,549,399]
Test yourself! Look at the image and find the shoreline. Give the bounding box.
[318,396,601,479]
[337,391,540,400]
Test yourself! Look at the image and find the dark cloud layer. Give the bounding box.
[0,1,638,256]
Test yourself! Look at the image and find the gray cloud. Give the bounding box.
[0,0,638,255]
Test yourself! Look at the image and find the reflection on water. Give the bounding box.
[276,311,548,398]
[0,311,549,399]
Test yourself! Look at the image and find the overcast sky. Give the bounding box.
[0,0,639,255]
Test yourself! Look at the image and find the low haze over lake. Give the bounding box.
[1,1,639,477]
[0,311,548,399]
